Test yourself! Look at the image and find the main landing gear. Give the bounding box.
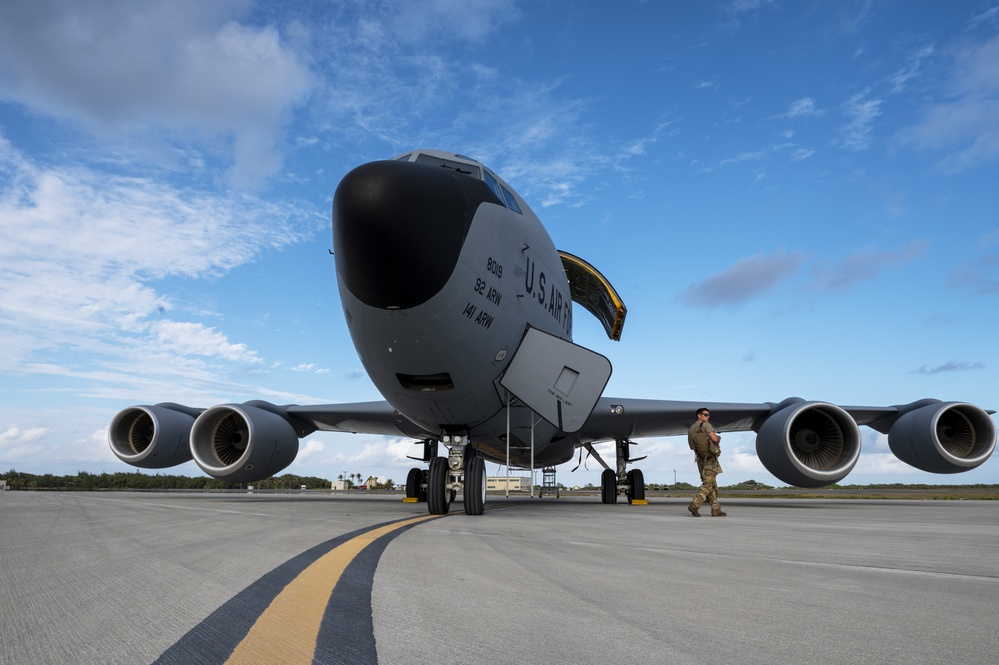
[405,435,486,516]
[596,439,646,505]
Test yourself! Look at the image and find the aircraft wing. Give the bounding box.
[109,395,993,489]
[576,396,996,487]
[579,397,774,440]
[287,401,434,438]
[577,397,910,440]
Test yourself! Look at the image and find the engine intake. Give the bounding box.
[756,401,861,488]
[190,403,300,482]
[888,401,996,473]
[108,404,196,469]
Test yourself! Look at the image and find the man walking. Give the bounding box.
[687,408,726,517]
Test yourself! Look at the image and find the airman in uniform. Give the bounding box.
[688,408,726,517]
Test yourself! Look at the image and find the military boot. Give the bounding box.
[711,508,727,517]
[688,503,701,517]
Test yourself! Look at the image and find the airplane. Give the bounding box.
[109,149,998,515]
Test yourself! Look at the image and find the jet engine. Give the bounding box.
[756,400,862,488]
[108,403,197,469]
[190,403,300,483]
[888,401,996,473]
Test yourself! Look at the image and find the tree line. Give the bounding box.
[4,469,992,492]
[0,469,393,491]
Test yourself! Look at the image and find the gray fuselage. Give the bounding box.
[332,150,576,466]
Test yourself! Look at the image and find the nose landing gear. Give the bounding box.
[406,435,486,515]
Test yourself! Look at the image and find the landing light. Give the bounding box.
[610,405,624,415]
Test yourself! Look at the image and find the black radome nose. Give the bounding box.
[332,160,473,310]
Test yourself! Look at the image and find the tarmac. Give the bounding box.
[1,491,997,664]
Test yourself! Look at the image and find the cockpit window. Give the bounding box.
[406,152,519,213]
[416,153,481,178]
[482,170,505,203]
[394,153,412,161]
[501,186,523,213]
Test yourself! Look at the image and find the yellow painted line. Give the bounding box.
[225,513,441,665]
[401,497,419,503]
[630,499,649,505]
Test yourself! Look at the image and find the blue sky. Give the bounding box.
[1,0,997,488]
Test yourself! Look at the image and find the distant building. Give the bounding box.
[486,476,531,492]
[0,480,6,491]
[331,480,348,490]
[365,475,382,489]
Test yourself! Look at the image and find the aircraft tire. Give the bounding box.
[406,467,424,500]
[628,468,645,502]
[601,468,617,504]
[464,456,486,515]
[427,456,451,515]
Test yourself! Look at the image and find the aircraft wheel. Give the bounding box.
[628,468,645,502]
[463,456,486,515]
[427,457,451,515]
[600,468,617,504]
[406,467,425,501]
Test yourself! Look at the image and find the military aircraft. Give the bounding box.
[109,149,997,515]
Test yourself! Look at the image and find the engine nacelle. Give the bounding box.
[190,403,300,482]
[108,403,196,469]
[888,401,996,473]
[756,401,862,488]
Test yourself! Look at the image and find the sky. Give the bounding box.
[1,0,998,489]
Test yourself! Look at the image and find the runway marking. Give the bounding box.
[225,514,439,665]
[154,513,444,665]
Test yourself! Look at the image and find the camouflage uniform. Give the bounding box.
[692,453,723,513]
[688,420,724,515]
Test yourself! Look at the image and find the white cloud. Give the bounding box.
[310,7,597,208]
[725,444,769,475]
[836,92,883,151]
[889,44,935,93]
[291,363,331,375]
[0,424,51,465]
[968,7,999,31]
[296,439,327,462]
[853,452,912,475]
[0,0,313,188]
[388,0,519,44]
[0,425,51,447]
[0,138,319,394]
[149,321,261,364]
[289,435,420,482]
[784,97,823,119]
[894,35,999,173]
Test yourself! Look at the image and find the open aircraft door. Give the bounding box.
[499,326,612,433]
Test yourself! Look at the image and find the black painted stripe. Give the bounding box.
[154,518,423,665]
[312,519,428,665]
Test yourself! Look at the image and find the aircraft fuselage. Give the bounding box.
[332,151,574,466]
